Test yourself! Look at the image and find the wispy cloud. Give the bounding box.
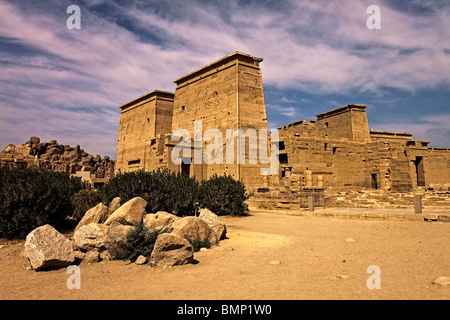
[266,104,300,119]
[373,113,450,148]
[0,0,449,156]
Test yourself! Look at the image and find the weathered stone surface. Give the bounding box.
[104,197,147,226]
[432,276,450,287]
[143,211,179,233]
[135,255,147,265]
[24,224,74,270]
[75,202,109,231]
[73,223,108,251]
[30,136,40,145]
[198,208,227,240]
[83,249,100,263]
[0,138,115,180]
[108,197,121,215]
[149,233,194,267]
[104,221,134,251]
[171,217,218,247]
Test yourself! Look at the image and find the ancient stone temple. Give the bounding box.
[116,51,450,207]
[116,52,270,189]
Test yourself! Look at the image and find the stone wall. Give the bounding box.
[116,90,174,173]
[169,51,269,190]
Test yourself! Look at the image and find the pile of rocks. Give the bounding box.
[24,197,227,271]
[0,136,114,179]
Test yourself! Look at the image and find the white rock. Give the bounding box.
[104,197,147,226]
[24,224,74,271]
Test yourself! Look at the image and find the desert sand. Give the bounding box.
[1,210,449,300]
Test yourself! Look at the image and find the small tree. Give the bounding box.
[198,174,249,216]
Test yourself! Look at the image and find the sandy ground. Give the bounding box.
[0,210,449,300]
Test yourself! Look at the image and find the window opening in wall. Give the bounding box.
[279,141,285,151]
[279,153,288,164]
[181,158,191,177]
[371,173,378,190]
[332,147,337,155]
[128,159,141,166]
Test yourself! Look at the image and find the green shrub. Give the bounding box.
[190,237,212,252]
[109,222,160,262]
[70,189,103,222]
[100,168,199,216]
[0,164,83,238]
[198,174,249,216]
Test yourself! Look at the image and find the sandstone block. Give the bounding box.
[104,197,147,226]
[30,136,40,145]
[385,213,404,221]
[108,197,121,216]
[75,202,109,231]
[366,213,385,220]
[171,216,218,247]
[198,208,227,240]
[149,233,194,267]
[83,249,100,263]
[432,276,450,287]
[135,255,147,265]
[73,223,108,251]
[24,224,75,270]
[350,212,367,219]
[403,214,424,222]
[143,211,179,233]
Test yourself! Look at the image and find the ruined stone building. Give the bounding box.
[0,137,115,187]
[116,51,450,208]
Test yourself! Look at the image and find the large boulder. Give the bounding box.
[104,221,134,251]
[143,211,179,233]
[198,208,227,240]
[104,197,147,226]
[24,224,75,271]
[75,202,109,231]
[171,217,218,247]
[73,223,108,251]
[149,233,194,267]
[108,197,121,216]
[29,136,40,145]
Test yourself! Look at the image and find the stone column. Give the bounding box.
[317,175,323,188]
[306,170,312,187]
[414,194,422,214]
[308,195,314,212]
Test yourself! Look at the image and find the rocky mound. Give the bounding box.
[0,136,114,179]
[23,197,228,270]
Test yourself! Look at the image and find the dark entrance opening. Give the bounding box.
[414,156,425,187]
[371,173,378,190]
[181,158,191,177]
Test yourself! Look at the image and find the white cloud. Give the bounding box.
[266,104,299,118]
[1,0,449,156]
[373,114,450,148]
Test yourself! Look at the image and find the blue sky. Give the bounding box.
[1,0,449,158]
